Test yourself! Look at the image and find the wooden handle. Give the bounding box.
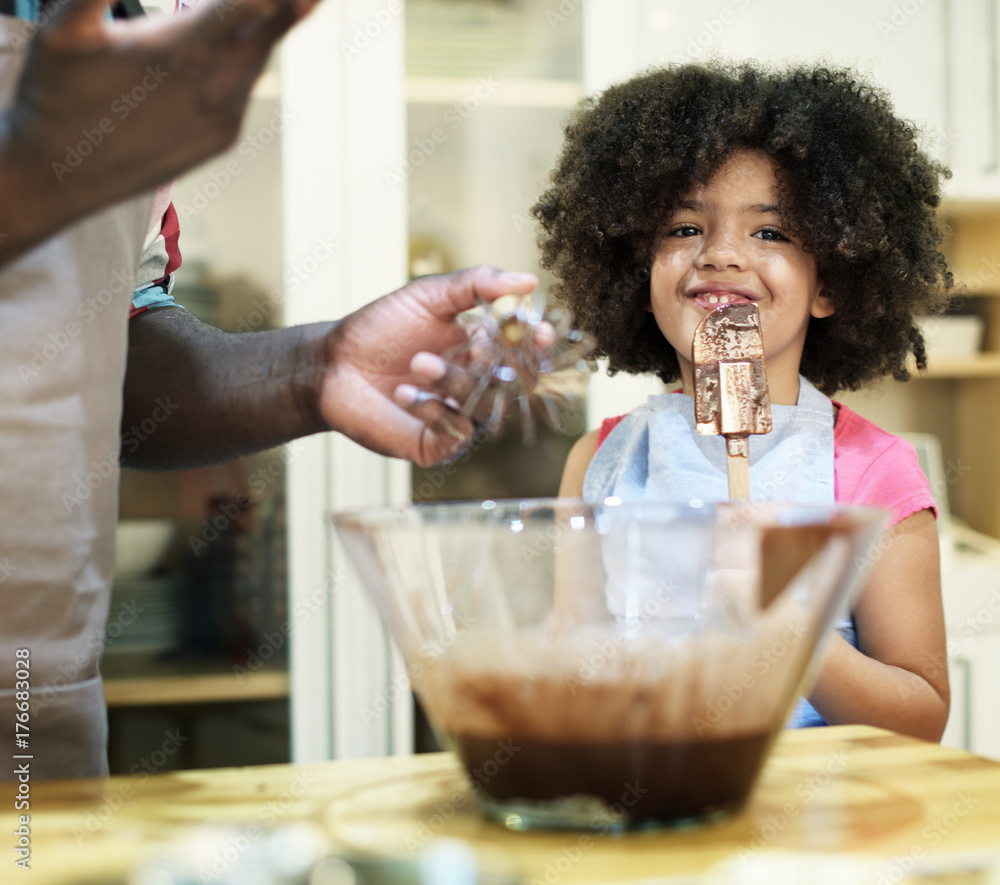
[725,435,750,500]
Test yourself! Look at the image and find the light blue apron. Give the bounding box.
[584,375,848,728]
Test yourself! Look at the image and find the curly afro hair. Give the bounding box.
[532,62,954,394]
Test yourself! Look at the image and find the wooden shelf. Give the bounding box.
[944,212,1000,301]
[406,76,582,108]
[950,278,1000,298]
[102,654,289,708]
[918,352,1000,378]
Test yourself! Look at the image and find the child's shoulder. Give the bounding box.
[833,401,913,454]
[560,427,602,498]
[832,400,937,525]
[596,415,629,450]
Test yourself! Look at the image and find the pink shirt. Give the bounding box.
[595,400,936,528]
[830,401,937,527]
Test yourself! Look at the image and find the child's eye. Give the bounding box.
[668,224,701,238]
[755,226,788,242]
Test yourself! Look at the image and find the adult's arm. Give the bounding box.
[121,265,538,470]
[0,0,313,266]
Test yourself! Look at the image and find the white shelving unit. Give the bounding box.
[281,0,412,764]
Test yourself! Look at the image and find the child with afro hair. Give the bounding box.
[538,63,952,741]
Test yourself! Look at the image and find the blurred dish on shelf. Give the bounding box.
[105,574,183,656]
[917,315,985,360]
[115,518,176,579]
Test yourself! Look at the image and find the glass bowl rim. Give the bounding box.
[331,496,888,528]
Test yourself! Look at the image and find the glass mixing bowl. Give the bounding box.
[332,498,884,831]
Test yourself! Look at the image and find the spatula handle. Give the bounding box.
[725,435,750,500]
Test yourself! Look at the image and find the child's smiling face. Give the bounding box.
[648,149,832,404]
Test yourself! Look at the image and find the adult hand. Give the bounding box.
[320,265,538,467]
[0,0,315,260]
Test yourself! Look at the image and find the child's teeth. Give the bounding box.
[708,295,718,304]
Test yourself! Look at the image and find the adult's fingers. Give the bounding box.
[142,0,302,57]
[44,0,114,34]
[394,385,479,465]
[133,0,300,127]
[410,264,537,321]
[409,316,557,407]
[409,352,479,403]
[408,350,501,426]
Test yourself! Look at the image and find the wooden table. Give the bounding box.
[4,725,1000,884]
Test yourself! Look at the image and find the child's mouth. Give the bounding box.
[687,291,756,311]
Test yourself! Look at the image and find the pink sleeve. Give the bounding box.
[833,404,938,528]
[595,415,628,451]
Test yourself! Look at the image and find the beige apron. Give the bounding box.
[0,15,154,779]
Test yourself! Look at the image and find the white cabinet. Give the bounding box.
[968,635,1000,760]
[946,0,1000,200]
[280,0,411,764]
[940,656,970,750]
[940,552,1000,760]
[583,0,1000,201]
[943,635,1000,761]
[584,0,947,160]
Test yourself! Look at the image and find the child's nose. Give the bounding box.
[697,232,747,271]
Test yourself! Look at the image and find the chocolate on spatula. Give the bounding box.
[693,303,772,500]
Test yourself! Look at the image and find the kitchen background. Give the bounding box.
[108,0,1000,775]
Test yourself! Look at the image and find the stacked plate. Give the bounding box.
[104,574,184,656]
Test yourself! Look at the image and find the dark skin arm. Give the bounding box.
[0,0,313,265]
[121,307,331,468]
[121,265,539,469]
